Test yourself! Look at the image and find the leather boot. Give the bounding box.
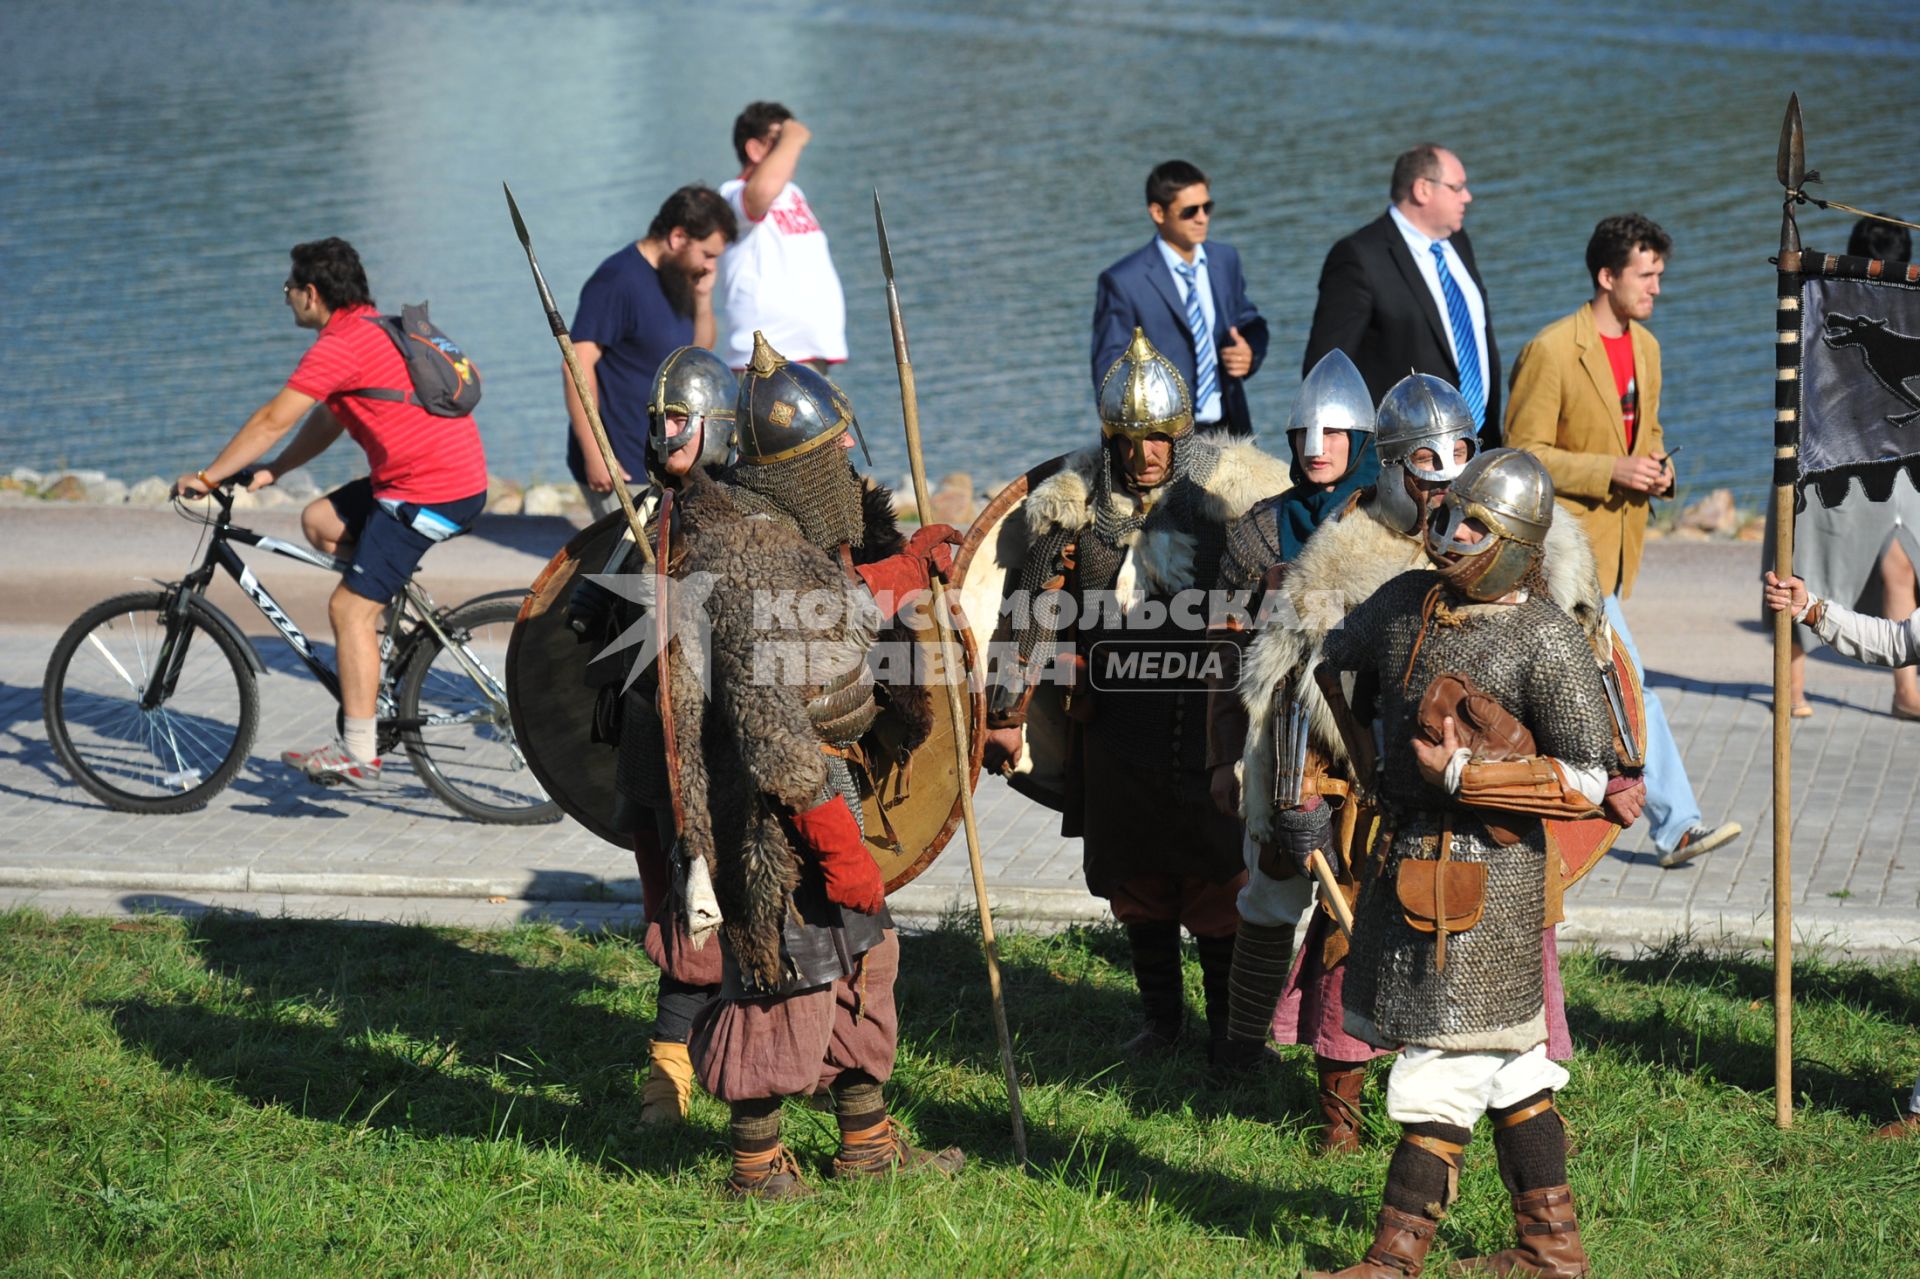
[1302,1203,1440,1278]
[726,1144,814,1199]
[1121,922,1186,1056]
[638,1038,694,1125]
[1874,1109,1920,1139]
[830,1116,966,1179]
[1447,1186,1588,1277]
[1195,931,1239,1065]
[1316,1057,1367,1155]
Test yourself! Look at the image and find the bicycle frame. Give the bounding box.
[142,490,508,734]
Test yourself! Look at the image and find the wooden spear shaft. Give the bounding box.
[1771,94,1805,1129]
[873,192,1028,1166]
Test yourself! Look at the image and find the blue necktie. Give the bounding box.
[1174,260,1218,416]
[1430,242,1484,430]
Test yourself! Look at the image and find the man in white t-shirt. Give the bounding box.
[717,102,848,372]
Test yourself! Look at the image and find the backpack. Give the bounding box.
[342,302,483,417]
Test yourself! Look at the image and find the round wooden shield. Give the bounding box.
[507,510,649,850]
[1548,629,1648,888]
[949,454,1075,812]
[869,586,987,892]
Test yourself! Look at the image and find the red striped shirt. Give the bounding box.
[286,304,488,503]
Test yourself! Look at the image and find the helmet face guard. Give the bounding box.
[1288,348,1375,466]
[1376,372,1478,483]
[649,346,739,470]
[1423,448,1555,601]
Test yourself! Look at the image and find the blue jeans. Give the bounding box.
[1605,594,1702,851]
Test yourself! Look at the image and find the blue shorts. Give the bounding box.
[326,479,486,603]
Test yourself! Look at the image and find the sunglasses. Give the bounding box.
[1176,199,1215,221]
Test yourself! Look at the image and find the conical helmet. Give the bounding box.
[648,346,738,469]
[1097,328,1193,443]
[1286,348,1375,462]
[735,331,868,466]
[1426,448,1556,602]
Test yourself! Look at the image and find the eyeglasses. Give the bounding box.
[1176,200,1215,221]
[1426,177,1469,194]
[282,280,300,298]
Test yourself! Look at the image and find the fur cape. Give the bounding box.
[1239,495,1604,843]
[663,474,885,990]
[1023,432,1294,593]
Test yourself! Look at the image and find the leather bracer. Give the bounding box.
[1458,756,1602,821]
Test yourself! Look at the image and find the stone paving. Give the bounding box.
[3,535,1917,952]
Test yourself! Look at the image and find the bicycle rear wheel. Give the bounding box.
[43,591,258,813]
[395,595,557,824]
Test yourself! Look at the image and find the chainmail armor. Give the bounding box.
[1322,570,1616,1045]
[1219,493,1288,595]
[728,445,866,551]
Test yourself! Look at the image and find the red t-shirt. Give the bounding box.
[286,304,488,503]
[1600,329,1639,451]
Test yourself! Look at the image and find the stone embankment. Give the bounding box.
[2,466,998,526]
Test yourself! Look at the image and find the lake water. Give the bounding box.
[3,0,1915,507]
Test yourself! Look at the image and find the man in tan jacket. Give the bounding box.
[1506,213,1739,867]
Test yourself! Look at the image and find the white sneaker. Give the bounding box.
[1658,820,1740,868]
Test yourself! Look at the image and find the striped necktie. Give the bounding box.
[1430,241,1484,430]
[1173,259,1218,416]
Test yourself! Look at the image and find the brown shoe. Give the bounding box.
[725,1144,814,1200]
[1874,1109,1920,1138]
[1448,1185,1588,1277]
[829,1117,966,1179]
[1303,1203,1440,1277]
[1316,1058,1367,1155]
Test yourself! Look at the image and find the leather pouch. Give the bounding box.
[1396,858,1487,935]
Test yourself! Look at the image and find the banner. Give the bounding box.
[1797,255,1920,506]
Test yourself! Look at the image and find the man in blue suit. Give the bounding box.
[1092,160,1269,436]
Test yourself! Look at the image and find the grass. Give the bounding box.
[2,910,1919,1278]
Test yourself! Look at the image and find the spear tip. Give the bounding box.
[872,189,895,282]
[504,182,532,249]
[1777,94,1805,190]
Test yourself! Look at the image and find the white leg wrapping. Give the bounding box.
[1235,832,1316,927]
[1385,1044,1570,1130]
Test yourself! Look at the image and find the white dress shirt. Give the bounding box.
[1388,204,1489,398]
[1155,237,1222,423]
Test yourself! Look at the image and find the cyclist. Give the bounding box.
[173,237,489,790]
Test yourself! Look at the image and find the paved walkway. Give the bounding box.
[2,507,1915,953]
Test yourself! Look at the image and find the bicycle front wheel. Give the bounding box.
[43,591,258,813]
[395,596,557,825]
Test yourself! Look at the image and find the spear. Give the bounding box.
[873,190,1028,1166]
[503,183,654,568]
[1769,95,1804,1130]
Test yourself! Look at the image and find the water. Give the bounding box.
[3,0,1915,507]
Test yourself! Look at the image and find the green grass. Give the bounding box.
[2,910,1918,1278]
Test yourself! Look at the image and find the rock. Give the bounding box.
[89,478,129,505]
[48,468,108,488]
[1670,525,1710,541]
[0,475,27,494]
[1643,524,1666,541]
[929,471,976,526]
[1737,516,1768,543]
[252,486,294,508]
[1678,488,1738,536]
[485,474,525,514]
[41,475,88,501]
[522,483,570,517]
[229,487,261,511]
[10,466,44,488]
[128,476,172,505]
[278,471,321,500]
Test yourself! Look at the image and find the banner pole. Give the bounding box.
[1771,93,1805,1130]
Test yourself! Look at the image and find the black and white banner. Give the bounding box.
[1801,272,1920,500]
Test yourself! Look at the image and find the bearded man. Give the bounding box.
[983,328,1290,1061]
[1303,449,1614,1279]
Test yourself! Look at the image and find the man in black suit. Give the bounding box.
[1092,160,1269,436]
[1303,144,1501,447]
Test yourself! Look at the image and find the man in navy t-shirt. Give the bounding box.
[565,185,738,519]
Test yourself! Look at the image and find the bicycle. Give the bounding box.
[41,470,558,824]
